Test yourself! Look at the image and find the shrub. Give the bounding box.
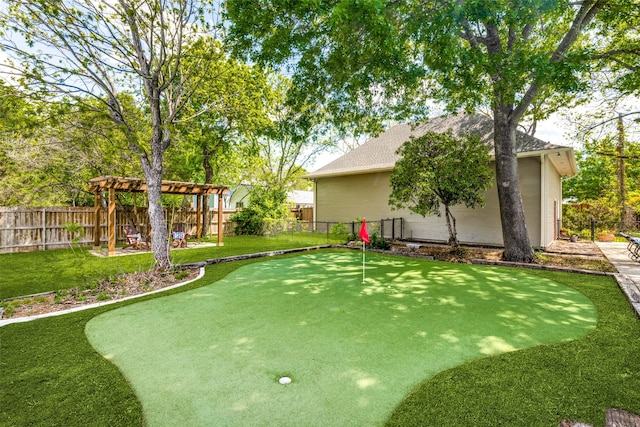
[62,222,86,242]
[368,232,390,250]
[330,222,348,235]
[231,186,291,236]
[231,208,265,235]
[563,199,621,233]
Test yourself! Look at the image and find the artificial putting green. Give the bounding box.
[85,251,597,426]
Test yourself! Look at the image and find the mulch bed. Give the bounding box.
[388,240,616,273]
[1,268,200,320]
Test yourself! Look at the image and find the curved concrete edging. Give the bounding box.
[611,273,640,320]
[0,267,206,327]
[178,245,333,269]
[0,245,333,327]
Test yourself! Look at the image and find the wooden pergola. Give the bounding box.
[89,176,229,256]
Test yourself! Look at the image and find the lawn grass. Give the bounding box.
[0,234,344,299]
[0,309,144,426]
[0,246,154,300]
[1,247,638,426]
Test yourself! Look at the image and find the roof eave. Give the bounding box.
[304,166,394,180]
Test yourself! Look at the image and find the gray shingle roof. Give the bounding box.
[306,114,568,178]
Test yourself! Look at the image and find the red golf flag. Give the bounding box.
[359,219,370,244]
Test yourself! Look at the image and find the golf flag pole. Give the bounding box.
[359,219,370,283]
[362,239,365,283]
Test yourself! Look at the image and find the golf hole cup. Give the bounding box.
[279,376,292,385]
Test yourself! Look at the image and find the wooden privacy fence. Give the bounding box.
[0,206,236,254]
[291,207,313,222]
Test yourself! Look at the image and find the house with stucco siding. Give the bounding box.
[305,114,577,248]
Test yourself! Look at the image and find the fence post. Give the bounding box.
[590,218,595,242]
[380,220,384,239]
[42,208,46,251]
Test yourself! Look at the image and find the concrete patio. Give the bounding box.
[89,241,218,257]
[596,241,640,319]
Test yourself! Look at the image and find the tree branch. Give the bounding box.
[512,0,605,124]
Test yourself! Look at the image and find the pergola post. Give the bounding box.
[196,194,202,242]
[93,191,101,249]
[217,192,224,247]
[108,187,116,255]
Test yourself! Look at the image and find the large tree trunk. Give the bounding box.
[144,162,170,269]
[493,107,533,263]
[141,84,171,270]
[480,1,603,263]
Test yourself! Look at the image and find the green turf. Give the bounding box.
[85,251,597,426]
[0,234,342,299]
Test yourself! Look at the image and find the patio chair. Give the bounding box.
[621,232,640,262]
[124,225,148,250]
[172,223,189,248]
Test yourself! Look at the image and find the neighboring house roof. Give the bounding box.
[288,190,314,205]
[306,114,577,179]
[226,185,314,207]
